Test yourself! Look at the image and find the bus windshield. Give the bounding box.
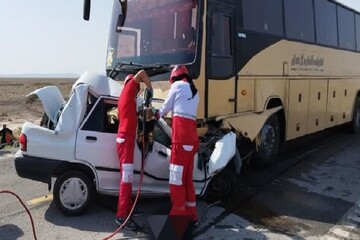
[107,0,199,68]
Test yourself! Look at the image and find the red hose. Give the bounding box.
[2,138,145,240]
[0,190,37,240]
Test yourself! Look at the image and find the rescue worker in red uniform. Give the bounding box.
[116,69,152,230]
[154,65,200,226]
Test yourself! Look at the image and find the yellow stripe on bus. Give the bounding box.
[27,194,53,206]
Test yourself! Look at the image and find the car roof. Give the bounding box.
[72,71,122,98]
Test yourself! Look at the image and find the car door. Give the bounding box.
[141,120,208,195]
[75,97,121,192]
[138,121,172,194]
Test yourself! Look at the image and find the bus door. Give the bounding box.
[206,3,237,118]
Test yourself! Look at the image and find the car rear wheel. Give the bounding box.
[54,170,93,216]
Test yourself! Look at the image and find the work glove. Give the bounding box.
[147,88,153,98]
[144,88,153,107]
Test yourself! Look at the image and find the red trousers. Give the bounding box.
[116,133,135,218]
[169,142,198,222]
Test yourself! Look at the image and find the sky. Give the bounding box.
[0,0,113,76]
[0,0,360,76]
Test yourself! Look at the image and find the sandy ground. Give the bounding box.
[0,77,76,138]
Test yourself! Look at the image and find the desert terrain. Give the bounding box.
[0,77,76,138]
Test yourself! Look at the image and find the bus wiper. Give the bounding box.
[109,62,170,79]
[108,62,145,79]
[142,64,170,77]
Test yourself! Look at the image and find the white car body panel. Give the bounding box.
[21,122,76,161]
[54,84,88,137]
[26,86,65,123]
[208,132,237,174]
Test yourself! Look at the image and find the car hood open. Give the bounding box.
[26,86,66,124]
[25,72,122,125]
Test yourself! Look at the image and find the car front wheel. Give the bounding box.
[53,170,93,216]
[204,168,237,202]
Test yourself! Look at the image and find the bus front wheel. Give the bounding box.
[352,96,360,133]
[253,114,280,165]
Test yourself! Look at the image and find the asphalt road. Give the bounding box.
[202,125,360,240]
[1,125,360,239]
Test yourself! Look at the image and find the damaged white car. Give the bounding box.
[14,72,240,216]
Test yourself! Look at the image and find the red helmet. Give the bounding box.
[170,65,188,83]
[124,74,134,84]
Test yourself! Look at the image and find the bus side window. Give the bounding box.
[211,13,231,57]
[209,9,234,79]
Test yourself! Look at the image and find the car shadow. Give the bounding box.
[43,193,272,239]
[43,194,171,239]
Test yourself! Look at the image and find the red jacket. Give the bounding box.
[117,78,139,138]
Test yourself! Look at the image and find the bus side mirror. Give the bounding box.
[83,0,91,21]
[116,14,126,32]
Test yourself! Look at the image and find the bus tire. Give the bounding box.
[352,96,360,134]
[253,114,280,165]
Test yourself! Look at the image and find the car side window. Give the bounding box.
[84,93,98,118]
[104,101,119,133]
[153,122,171,148]
[82,98,118,133]
[81,96,170,142]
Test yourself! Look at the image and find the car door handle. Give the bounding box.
[158,151,167,158]
[86,136,97,141]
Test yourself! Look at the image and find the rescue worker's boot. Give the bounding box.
[115,217,138,231]
[132,206,144,217]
